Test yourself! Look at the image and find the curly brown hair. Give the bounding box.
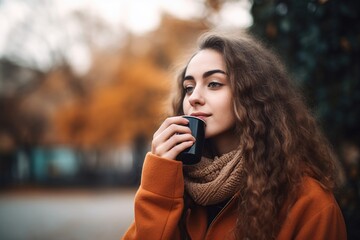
[171,30,337,239]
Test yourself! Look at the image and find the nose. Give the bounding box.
[188,86,205,106]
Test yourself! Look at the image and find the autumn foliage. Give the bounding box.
[55,56,171,148]
[54,15,208,149]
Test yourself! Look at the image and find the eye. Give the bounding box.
[208,82,223,89]
[184,85,194,94]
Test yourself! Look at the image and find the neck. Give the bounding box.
[210,129,239,156]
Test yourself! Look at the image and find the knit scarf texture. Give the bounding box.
[183,149,245,206]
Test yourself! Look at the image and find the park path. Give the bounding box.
[0,187,136,240]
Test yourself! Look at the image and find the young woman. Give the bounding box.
[122,31,346,240]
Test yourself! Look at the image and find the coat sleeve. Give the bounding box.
[122,153,184,240]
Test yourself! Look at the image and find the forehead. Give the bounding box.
[185,49,226,75]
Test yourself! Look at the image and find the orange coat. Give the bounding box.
[122,153,347,240]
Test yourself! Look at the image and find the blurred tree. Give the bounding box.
[144,14,209,69]
[0,0,123,74]
[0,60,82,183]
[55,56,170,148]
[250,0,360,238]
[54,14,209,149]
[2,0,70,72]
[251,0,360,145]
[1,64,83,146]
[0,0,125,183]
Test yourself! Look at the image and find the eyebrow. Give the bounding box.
[183,69,227,81]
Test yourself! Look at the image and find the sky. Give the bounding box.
[0,0,253,74]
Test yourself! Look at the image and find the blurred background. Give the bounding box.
[0,0,359,239]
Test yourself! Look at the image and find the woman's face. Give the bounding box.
[182,49,237,142]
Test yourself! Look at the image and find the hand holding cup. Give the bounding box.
[176,116,206,165]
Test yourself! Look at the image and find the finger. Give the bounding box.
[162,132,195,153]
[154,116,189,138]
[156,123,192,143]
[152,133,195,157]
[162,140,195,160]
[152,124,191,152]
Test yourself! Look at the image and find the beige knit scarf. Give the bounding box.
[183,149,245,206]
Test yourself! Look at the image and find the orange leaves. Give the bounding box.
[53,14,208,149]
[55,56,170,149]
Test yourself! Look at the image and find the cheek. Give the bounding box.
[219,100,236,125]
[182,99,190,114]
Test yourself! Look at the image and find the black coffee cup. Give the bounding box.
[176,116,206,165]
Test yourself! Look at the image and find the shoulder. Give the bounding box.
[296,177,335,207]
[286,177,340,222]
[278,177,347,239]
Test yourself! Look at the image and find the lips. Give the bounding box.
[190,112,211,121]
